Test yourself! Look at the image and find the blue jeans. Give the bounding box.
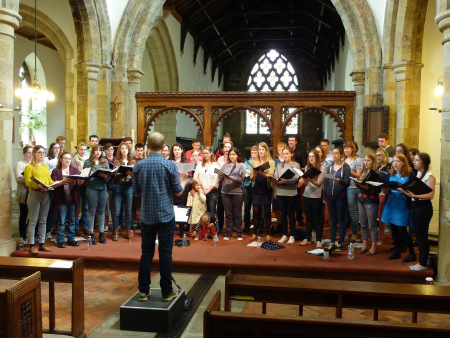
[76,185,88,230]
[327,197,348,244]
[86,187,108,234]
[138,218,175,298]
[56,202,76,243]
[347,188,359,235]
[112,184,133,230]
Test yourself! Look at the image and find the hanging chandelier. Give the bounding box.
[15,0,55,102]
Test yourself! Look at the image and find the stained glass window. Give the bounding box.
[246,49,299,134]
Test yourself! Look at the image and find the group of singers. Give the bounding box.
[15,132,434,272]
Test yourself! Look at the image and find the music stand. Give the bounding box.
[173,205,192,239]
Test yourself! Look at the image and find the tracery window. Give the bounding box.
[246,49,299,134]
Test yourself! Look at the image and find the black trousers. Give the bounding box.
[303,197,324,242]
[412,200,433,266]
[19,202,29,239]
[391,224,414,256]
[295,188,305,226]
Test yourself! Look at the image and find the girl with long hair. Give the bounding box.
[299,149,325,247]
[275,146,300,245]
[375,147,391,244]
[193,146,220,213]
[250,142,275,241]
[51,152,83,248]
[324,148,350,251]
[112,142,136,240]
[343,141,363,242]
[381,154,416,262]
[24,145,68,254]
[220,147,246,240]
[83,145,109,244]
[187,178,207,237]
[399,153,435,271]
[356,154,381,255]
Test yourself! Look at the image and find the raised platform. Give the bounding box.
[11,230,433,284]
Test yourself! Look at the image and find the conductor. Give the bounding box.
[133,132,186,302]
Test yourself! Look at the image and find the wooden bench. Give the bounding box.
[0,272,42,338]
[205,290,450,338]
[0,257,84,337]
[225,270,450,322]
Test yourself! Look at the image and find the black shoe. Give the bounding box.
[402,253,417,262]
[388,253,401,260]
[67,240,79,247]
[335,244,344,252]
[57,242,66,248]
[98,232,106,244]
[90,234,97,245]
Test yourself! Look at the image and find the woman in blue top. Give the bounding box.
[381,154,416,262]
[84,145,109,244]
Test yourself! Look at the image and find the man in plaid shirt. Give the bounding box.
[133,132,186,302]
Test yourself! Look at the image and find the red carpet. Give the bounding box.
[11,230,433,284]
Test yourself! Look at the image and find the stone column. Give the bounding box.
[76,62,100,144]
[97,64,112,138]
[127,68,145,140]
[111,66,127,137]
[350,70,365,151]
[0,2,21,255]
[393,61,422,148]
[436,2,450,285]
[383,64,396,145]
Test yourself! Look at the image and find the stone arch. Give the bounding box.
[111,0,165,136]
[145,19,179,91]
[18,4,76,147]
[282,106,345,139]
[143,107,204,142]
[212,107,273,144]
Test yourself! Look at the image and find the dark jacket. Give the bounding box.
[324,162,350,197]
[51,167,81,217]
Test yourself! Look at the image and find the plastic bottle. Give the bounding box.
[129,230,134,243]
[182,234,187,248]
[213,235,218,247]
[348,242,354,260]
[87,236,93,250]
[257,236,262,248]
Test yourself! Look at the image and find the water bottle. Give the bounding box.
[182,234,187,248]
[87,236,93,250]
[348,242,354,260]
[257,236,262,248]
[213,235,218,247]
[129,230,134,243]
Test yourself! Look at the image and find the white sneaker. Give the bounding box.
[287,236,295,245]
[20,238,28,245]
[278,235,287,243]
[300,239,311,246]
[46,232,52,239]
[139,290,151,302]
[223,236,230,241]
[316,241,322,248]
[237,237,243,241]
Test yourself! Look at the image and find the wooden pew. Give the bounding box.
[224,270,450,322]
[0,257,84,337]
[0,272,42,338]
[205,290,450,338]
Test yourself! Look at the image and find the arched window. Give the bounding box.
[246,49,298,134]
[247,49,298,92]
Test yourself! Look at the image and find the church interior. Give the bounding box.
[1,0,450,336]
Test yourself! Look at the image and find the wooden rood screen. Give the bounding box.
[136,91,355,147]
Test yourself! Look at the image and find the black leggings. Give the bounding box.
[19,202,29,239]
[391,224,414,256]
[412,200,433,266]
[277,195,296,236]
[253,204,271,235]
[303,197,324,242]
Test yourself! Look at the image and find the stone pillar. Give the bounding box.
[383,64,397,145]
[393,61,422,148]
[436,3,450,285]
[127,68,145,140]
[0,2,21,255]
[97,64,112,138]
[76,62,100,144]
[350,70,365,150]
[111,67,127,137]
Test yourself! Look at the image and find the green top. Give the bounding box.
[83,159,109,190]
